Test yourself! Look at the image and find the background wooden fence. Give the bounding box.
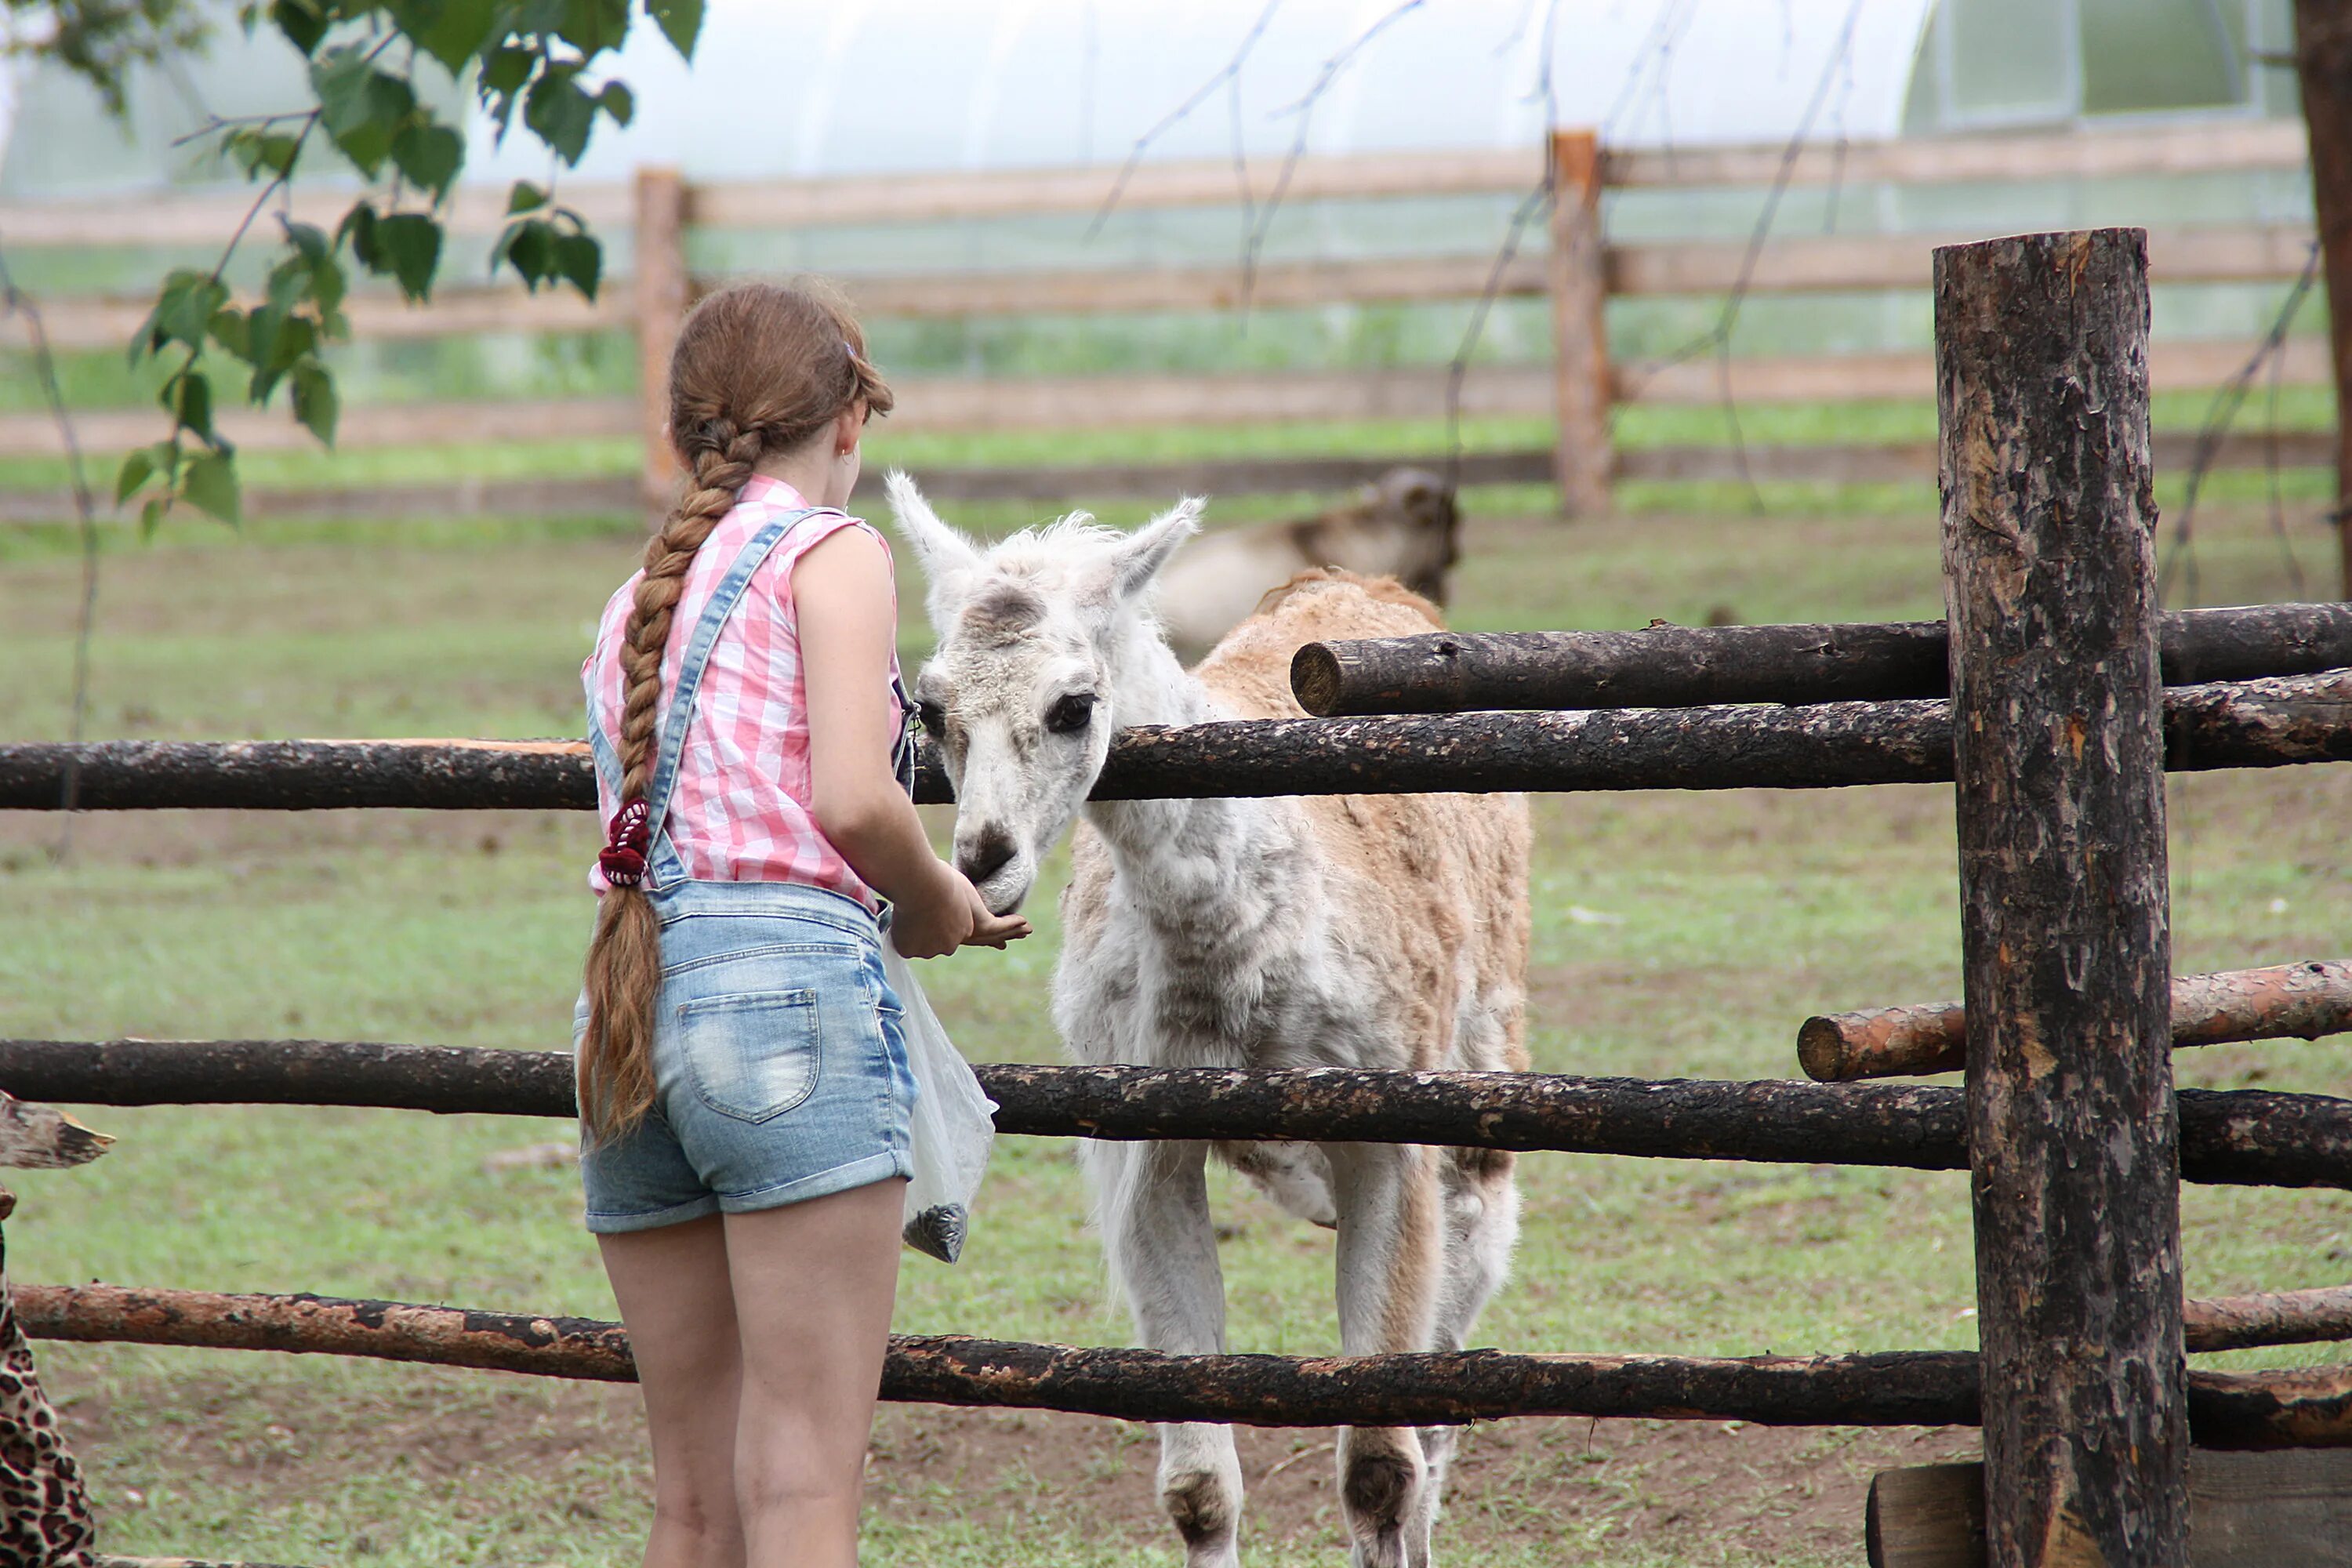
[0,118,2326,522]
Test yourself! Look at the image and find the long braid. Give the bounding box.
[578,424,768,1139]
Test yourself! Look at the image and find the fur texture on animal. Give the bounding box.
[1152,467,1460,662]
[887,472,1530,1568]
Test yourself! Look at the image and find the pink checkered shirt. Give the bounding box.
[584,475,902,908]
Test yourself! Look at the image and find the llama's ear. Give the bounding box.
[1109,496,1203,601]
[883,470,982,590]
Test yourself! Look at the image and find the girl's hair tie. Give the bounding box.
[599,799,653,888]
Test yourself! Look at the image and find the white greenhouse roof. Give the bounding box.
[2,0,1937,199]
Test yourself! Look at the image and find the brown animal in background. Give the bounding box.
[1152,466,1460,662]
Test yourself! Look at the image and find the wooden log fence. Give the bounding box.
[0,665,2345,815]
[1801,960,2352,1083]
[1288,604,2352,717]
[5,221,2350,1561]
[2,1038,2350,1189]
[13,1284,2352,1443]
[0,119,2333,520]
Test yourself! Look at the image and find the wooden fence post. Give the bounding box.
[2292,0,2352,601]
[1547,128,1612,518]
[633,166,688,521]
[1936,229,2187,1566]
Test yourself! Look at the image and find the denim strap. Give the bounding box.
[585,505,833,888]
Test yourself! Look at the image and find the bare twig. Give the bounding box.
[1083,0,1284,243]
[1441,0,1560,493]
[0,245,102,858]
[2158,238,2324,606]
[1610,0,1867,514]
[1237,0,1428,307]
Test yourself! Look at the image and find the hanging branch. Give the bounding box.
[0,245,101,857]
[1442,0,1561,492]
[1235,0,1428,309]
[1610,0,1869,514]
[1083,0,1286,243]
[2158,238,2325,606]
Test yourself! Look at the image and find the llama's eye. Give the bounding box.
[916,699,947,737]
[1045,693,1095,734]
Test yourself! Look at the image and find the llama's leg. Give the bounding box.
[1085,1138,1245,1568]
[1326,1142,1446,1568]
[1414,1149,1523,1550]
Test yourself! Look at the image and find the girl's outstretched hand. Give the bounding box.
[893,866,1029,957]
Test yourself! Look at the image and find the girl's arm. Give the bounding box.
[794,526,1029,957]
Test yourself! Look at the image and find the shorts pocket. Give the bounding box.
[677,989,822,1124]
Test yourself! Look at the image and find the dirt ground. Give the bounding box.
[49,1362,1977,1563]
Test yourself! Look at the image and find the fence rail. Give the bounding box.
[16,1284,2352,1440]
[5,1038,2350,1187]
[2,667,2344,812]
[0,121,2328,520]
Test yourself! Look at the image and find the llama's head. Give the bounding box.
[885,472,1200,914]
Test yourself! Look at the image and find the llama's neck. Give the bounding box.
[1082,624,1311,949]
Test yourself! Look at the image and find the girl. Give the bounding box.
[575,281,1027,1568]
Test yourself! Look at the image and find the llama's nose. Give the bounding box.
[957,826,1018,884]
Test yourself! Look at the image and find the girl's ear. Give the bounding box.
[884,470,984,601]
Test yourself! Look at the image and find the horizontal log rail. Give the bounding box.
[1800,959,2352,1082]
[12,223,2314,358]
[0,122,2303,252]
[0,452,1555,528]
[1288,605,2352,717]
[14,1283,2350,1443]
[2,670,2346,813]
[0,341,2328,466]
[10,431,2334,528]
[2,1039,2349,1188]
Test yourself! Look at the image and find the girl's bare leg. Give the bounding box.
[724,1178,906,1568]
[598,1214,746,1568]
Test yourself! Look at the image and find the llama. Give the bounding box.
[886,474,1531,1568]
[1153,467,1461,662]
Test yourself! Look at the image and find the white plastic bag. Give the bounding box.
[883,940,996,1262]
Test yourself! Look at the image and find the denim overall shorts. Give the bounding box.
[574,507,918,1233]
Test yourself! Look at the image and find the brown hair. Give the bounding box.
[579,281,895,1143]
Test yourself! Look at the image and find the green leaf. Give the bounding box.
[506,180,548,216]
[496,217,557,289]
[209,306,252,360]
[180,451,242,527]
[228,129,302,181]
[311,49,418,177]
[551,230,601,300]
[559,0,631,56]
[284,221,347,311]
[164,370,216,443]
[393,0,500,74]
[249,314,318,402]
[292,359,340,446]
[390,121,466,201]
[271,0,330,55]
[523,67,597,165]
[140,496,166,539]
[115,441,176,506]
[597,80,633,128]
[373,213,444,301]
[646,0,702,60]
[151,270,230,354]
[479,45,537,141]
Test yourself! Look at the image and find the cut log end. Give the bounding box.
[1290,644,1345,717]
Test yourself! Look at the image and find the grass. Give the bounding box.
[2,498,2348,1566]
